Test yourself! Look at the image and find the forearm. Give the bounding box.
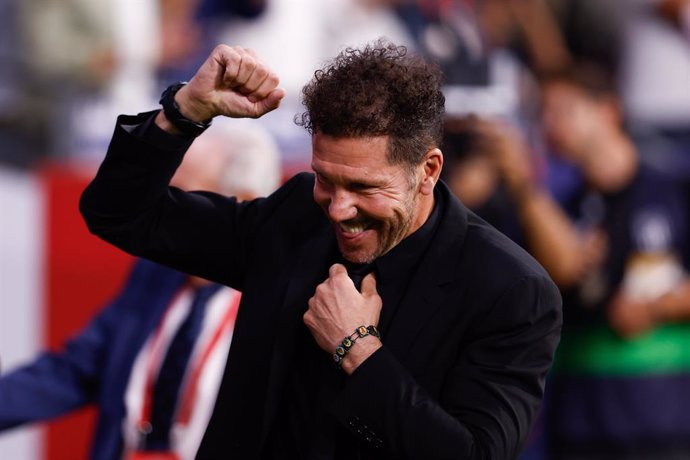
[80,112,191,249]
[0,308,117,432]
[510,0,572,72]
[0,353,95,430]
[78,110,242,281]
[512,187,586,287]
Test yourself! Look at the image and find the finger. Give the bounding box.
[238,63,270,95]
[360,272,378,296]
[232,53,258,88]
[329,263,347,278]
[255,88,285,114]
[220,46,244,86]
[303,309,314,329]
[246,71,280,102]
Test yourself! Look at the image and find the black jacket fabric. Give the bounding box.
[80,112,562,460]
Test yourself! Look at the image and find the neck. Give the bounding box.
[411,193,436,236]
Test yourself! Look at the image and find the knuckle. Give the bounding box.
[215,44,231,53]
[253,65,268,80]
[218,44,240,61]
[242,55,257,69]
[315,284,326,296]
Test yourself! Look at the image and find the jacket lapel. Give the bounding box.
[383,187,469,363]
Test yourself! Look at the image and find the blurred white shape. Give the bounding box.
[0,167,43,460]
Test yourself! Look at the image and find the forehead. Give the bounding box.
[311,133,404,178]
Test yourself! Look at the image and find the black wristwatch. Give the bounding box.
[159,82,212,136]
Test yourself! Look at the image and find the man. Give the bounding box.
[80,41,562,459]
[0,120,281,460]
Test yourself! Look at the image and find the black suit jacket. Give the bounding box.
[80,113,562,460]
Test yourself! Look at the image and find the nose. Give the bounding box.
[327,189,357,222]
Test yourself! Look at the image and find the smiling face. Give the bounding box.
[311,133,440,264]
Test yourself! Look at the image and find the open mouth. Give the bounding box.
[338,218,375,235]
[339,222,369,234]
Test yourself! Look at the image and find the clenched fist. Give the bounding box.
[304,264,383,374]
[157,45,285,133]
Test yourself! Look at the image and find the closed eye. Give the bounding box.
[315,172,331,186]
[348,182,374,192]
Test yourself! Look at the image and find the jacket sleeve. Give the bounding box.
[79,112,298,288]
[0,264,145,431]
[330,274,562,460]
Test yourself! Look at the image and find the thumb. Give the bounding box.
[254,88,285,115]
[360,272,378,296]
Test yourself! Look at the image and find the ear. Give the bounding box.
[419,148,443,195]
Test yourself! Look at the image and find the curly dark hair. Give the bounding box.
[295,39,446,168]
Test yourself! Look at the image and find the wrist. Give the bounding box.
[159,82,212,136]
[333,325,382,375]
[173,83,214,123]
[340,338,382,375]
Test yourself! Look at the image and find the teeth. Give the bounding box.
[340,223,366,233]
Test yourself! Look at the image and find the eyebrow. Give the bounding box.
[311,163,383,189]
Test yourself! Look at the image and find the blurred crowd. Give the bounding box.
[1,0,690,459]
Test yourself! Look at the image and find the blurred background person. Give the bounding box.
[440,115,529,248]
[156,0,268,83]
[618,0,690,222]
[0,119,282,460]
[547,0,690,209]
[0,0,27,168]
[619,0,690,144]
[489,62,690,460]
[16,0,149,163]
[3,0,268,168]
[388,0,571,132]
[441,58,690,458]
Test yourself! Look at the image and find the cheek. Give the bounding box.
[359,196,398,222]
[378,199,413,234]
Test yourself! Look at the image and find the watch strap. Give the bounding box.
[159,82,212,136]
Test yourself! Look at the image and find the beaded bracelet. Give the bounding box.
[333,325,381,367]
